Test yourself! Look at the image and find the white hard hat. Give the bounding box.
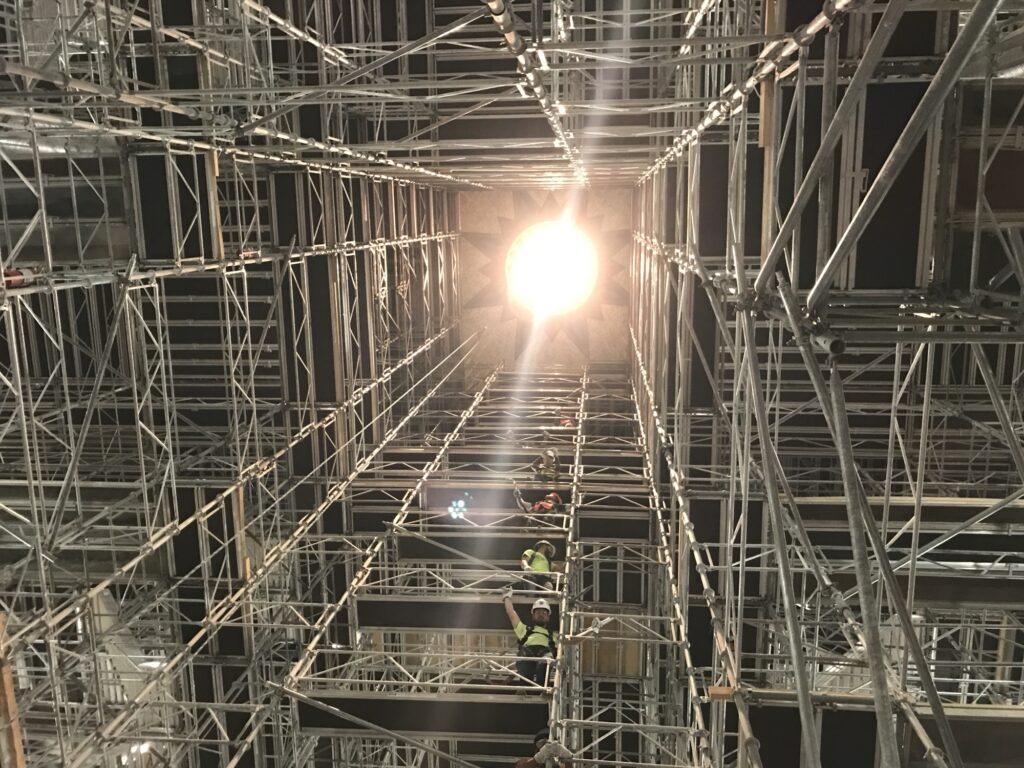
[535,539,556,557]
[532,598,551,613]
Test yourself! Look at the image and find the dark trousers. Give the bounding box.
[516,644,553,685]
[526,571,554,591]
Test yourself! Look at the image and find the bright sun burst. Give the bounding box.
[505,219,598,319]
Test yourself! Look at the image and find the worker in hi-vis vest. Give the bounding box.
[502,589,558,686]
[530,448,561,482]
[521,540,556,591]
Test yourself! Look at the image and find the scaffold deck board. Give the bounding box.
[296,692,550,736]
[352,597,552,631]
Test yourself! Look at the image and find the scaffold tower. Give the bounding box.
[1,1,1024,768]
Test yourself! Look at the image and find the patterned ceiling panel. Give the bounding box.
[459,188,633,376]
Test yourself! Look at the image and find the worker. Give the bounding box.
[521,540,557,590]
[514,486,563,516]
[531,448,561,482]
[515,729,573,768]
[501,588,560,686]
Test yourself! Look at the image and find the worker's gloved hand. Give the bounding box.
[501,585,514,601]
[533,742,556,764]
[546,742,573,761]
[534,741,571,764]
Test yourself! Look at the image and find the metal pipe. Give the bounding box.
[840,331,1024,343]
[738,311,823,768]
[0,234,458,298]
[829,364,902,768]
[239,9,486,135]
[630,330,765,768]
[887,487,1024,574]
[46,257,137,549]
[903,341,934,686]
[552,368,588,751]
[806,0,1005,311]
[7,326,462,644]
[0,58,220,124]
[271,684,485,768]
[778,278,964,768]
[479,0,587,183]
[0,108,483,188]
[969,40,996,292]
[65,339,485,768]
[220,365,500,768]
[811,332,846,355]
[817,25,840,275]
[642,0,868,180]
[753,0,911,293]
[970,343,1024,479]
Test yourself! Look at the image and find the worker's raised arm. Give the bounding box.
[513,482,531,513]
[501,588,520,628]
[504,598,520,628]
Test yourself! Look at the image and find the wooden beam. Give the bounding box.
[0,613,26,768]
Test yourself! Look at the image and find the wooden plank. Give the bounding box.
[0,613,26,768]
[708,685,734,701]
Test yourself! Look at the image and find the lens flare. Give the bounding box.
[506,219,598,318]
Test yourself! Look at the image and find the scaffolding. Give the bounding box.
[632,0,1024,764]
[0,1,1023,768]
